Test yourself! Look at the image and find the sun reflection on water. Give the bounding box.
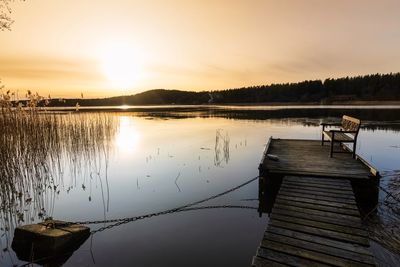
[115,116,140,153]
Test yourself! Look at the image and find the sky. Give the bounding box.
[1,0,400,98]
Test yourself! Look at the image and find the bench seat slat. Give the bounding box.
[322,131,354,142]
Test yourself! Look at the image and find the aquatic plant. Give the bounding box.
[0,88,119,253]
[365,170,400,255]
[214,129,230,166]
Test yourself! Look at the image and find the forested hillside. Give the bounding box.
[47,73,400,106]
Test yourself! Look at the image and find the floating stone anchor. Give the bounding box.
[12,219,90,265]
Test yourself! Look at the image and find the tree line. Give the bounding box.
[46,72,400,106]
[215,73,400,104]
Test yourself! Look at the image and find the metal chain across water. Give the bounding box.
[60,175,259,233]
[379,185,400,204]
[90,205,258,234]
[19,205,258,267]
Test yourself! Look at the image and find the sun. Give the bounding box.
[100,43,142,89]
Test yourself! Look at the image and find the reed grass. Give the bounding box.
[214,129,230,166]
[366,170,400,255]
[0,90,119,251]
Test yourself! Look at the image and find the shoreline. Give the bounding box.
[43,100,400,110]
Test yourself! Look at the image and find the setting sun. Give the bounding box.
[100,43,142,89]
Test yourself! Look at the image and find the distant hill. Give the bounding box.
[47,72,400,106]
[48,89,209,106]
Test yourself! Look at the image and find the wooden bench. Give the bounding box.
[321,115,361,158]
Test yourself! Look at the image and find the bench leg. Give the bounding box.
[329,132,335,158]
[352,143,356,158]
[321,133,324,146]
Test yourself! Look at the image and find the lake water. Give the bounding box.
[1,106,400,266]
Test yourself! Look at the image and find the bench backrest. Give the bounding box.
[341,115,361,136]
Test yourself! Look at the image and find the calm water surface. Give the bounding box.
[1,106,400,266]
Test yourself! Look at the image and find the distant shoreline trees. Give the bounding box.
[214,73,400,104]
[42,72,400,107]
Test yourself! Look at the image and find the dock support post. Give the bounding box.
[257,169,282,215]
[352,175,380,215]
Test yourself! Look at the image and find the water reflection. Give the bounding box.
[1,108,399,266]
[214,129,230,166]
[122,106,400,132]
[115,116,140,154]
[365,169,400,256]
[0,112,117,264]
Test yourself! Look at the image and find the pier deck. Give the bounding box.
[260,138,378,179]
[253,175,376,267]
[254,138,379,266]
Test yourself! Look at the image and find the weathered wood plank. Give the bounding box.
[256,246,331,267]
[270,213,368,237]
[266,169,369,179]
[263,232,375,266]
[260,239,372,267]
[272,206,363,229]
[269,219,369,246]
[283,180,353,191]
[280,184,355,197]
[275,198,360,216]
[276,194,358,210]
[251,256,289,267]
[273,203,361,224]
[278,190,356,205]
[285,176,350,186]
[266,226,373,256]
[278,187,356,201]
[271,207,364,230]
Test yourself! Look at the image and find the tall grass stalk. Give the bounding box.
[0,91,119,250]
[214,129,230,166]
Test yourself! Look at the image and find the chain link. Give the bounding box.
[56,176,259,233]
[90,205,258,234]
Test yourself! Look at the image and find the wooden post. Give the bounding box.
[351,175,380,215]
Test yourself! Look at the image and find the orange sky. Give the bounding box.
[1,0,400,98]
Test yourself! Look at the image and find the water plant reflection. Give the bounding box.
[366,170,400,255]
[0,110,118,254]
[214,129,230,166]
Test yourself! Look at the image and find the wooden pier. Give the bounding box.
[260,138,377,179]
[253,138,379,266]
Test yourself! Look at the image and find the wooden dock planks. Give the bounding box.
[252,176,376,267]
[261,139,374,179]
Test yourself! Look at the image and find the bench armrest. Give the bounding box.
[328,130,358,134]
[320,122,341,127]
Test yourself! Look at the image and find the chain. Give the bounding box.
[380,185,400,204]
[56,176,259,232]
[20,204,257,267]
[90,205,258,234]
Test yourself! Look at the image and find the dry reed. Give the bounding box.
[214,129,230,166]
[365,170,400,255]
[0,90,119,252]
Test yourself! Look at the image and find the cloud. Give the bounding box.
[0,56,101,82]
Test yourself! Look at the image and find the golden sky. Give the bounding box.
[1,0,400,98]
